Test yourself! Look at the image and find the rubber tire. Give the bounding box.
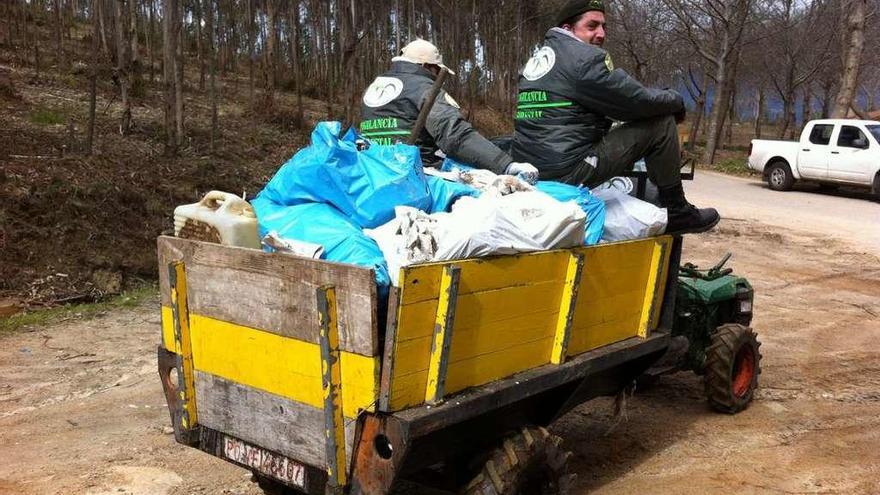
[705,324,762,414]
[766,160,795,191]
[461,427,575,495]
[873,173,880,202]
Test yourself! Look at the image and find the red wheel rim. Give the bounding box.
[732,345,756,398]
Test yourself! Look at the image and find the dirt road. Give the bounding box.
[2,182,879,494]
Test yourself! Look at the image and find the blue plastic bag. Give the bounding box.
[535,182,605,245]
[256,122,432,229]
[251,198,391,289]
[426,176,480,213]
[441,158,606,245]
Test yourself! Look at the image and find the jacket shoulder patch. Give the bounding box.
[522,46,556,81]
[363,77,404,108]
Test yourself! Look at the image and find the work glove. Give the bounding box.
[505,162,539,185]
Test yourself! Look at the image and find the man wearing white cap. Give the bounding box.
[360,39,539,183]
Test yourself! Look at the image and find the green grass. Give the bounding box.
[29,107,66,125]
[704,157,757,177]
[0,284,157,334]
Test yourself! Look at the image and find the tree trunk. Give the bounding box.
[162,0,178,155]
[194,0,205,90]
[687,89,706,151]
[753,85,764,140]
[802,88,813,130]
[54,0,65,70]
[703,62,730,164]
[174,0,184,146]
[831,0,866,118]
[778,96,792,139]
[115,0,131,134]
[246,0,254,101]
[725,83,736,146]
[87,0,100,155]
[148,0,155,83]
[264,0,277,109]
[205,0,217,152]
[129,0,141,93]
[288,1,304,124]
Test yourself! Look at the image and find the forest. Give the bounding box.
[0,0,878,304]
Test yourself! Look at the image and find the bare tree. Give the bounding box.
[665,0,755,164]
[87,0,101,155]
[832,0,867,117]
[115,0,132,134]
[162,0,179,155]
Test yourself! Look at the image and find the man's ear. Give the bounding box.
[561,24,573,31]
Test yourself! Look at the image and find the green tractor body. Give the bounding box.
[647,253,762,414]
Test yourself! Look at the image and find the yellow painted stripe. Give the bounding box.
[317,286,347,486]
[424,265,459,404]
[551,253,584,364]
[638,239,666,338]
[161,307,378,418]
[169,262,198,429]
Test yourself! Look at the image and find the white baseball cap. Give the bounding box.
[393,39,456,75]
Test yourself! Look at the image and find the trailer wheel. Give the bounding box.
[704,324,762,414]
[461,426,575,495]
[766,160,794,191]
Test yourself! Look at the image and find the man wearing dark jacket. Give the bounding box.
[513,0,719,234]
[361,39,539,183]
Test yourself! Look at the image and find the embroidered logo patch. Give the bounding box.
[523,46,556,81]
[604,53,614,72]
[363,77,404,108]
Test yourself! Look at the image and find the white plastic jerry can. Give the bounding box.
[173,191,261,249]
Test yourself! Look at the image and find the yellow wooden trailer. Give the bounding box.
[157,233,678,494]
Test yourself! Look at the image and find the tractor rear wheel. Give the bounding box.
[461,427,575,495]
[705,324,762,414]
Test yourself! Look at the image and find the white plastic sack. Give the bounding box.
[436,191,585,259]
[591,187,667,242]
[365,192,586,286]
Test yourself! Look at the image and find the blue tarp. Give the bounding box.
[253,123,481,294]
[256,122,432,229]
[251,199,391,289]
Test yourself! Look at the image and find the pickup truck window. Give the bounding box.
[837,126,868,149]
[868,125,880,144]
[808,124,834,145]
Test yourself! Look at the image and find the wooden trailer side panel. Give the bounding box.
[382,236,673,412]
[157,237,381,474]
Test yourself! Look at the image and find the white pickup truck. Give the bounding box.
[748,119,880,199]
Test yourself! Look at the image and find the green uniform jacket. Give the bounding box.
[360,61,512,174]
[513,28,684,179]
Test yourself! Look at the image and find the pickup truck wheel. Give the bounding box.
[766,161,794,191]
[461,427,575,495]
[705,324,762,414]
[873,173,880,201]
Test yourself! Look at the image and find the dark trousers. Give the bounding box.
[560,115,682,189]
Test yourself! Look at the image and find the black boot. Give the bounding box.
[658,183,720,235]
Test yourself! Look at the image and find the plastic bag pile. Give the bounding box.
[251,122,609,292]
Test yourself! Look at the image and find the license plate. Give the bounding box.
[222,435,307,489]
